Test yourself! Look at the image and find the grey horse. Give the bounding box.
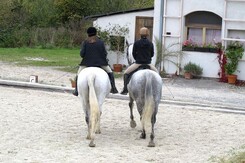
[127,69,162,147]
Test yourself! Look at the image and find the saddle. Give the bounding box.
[131,64,151,74]
[128,64,151,81]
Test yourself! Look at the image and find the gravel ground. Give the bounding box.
[1,61,245,109]
[0,62,245,163]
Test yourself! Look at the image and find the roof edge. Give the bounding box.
[85,7,154,19]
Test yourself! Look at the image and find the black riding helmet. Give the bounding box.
[87,27,97,37]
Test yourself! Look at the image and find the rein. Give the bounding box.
[51,65,79,82]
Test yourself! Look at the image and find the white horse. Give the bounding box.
[77,67,111,147]
[126,40,135,65]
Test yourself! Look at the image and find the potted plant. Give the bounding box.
[225,41,244,84]
[195,43,210,52]
[97,24,129,72]
[155,38,184,74]
[110,35,125,72]
[110,25,129,72]
[182,39,196,51]
[209,42,222,53]
[69,78,76,88]
[183,61,203,79]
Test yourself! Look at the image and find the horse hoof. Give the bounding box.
[86,135,91,140]
[148,142,155,147]
[140,133,146,139]
[89,142,96,147]
[95,130,101,134]
[130,121,136,128]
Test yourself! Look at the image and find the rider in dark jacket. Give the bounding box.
[133,36,154,64]
[73,27,118,96]
[120,27,158,95]
[80,35,108,67]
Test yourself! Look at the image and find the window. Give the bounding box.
[185,11,222,46]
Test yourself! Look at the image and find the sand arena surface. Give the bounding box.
[0,62,245,162]
[0,86,245,163]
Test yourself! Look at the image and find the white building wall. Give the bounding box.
[153,0,161,41]
[237,61,245,80]
[93,10,154,67]
[153,0,245,80]
[182,0,223,17]
[181,52,220,78]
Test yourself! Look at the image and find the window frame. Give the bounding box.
[184,11,222,47]
[186,25,221,46]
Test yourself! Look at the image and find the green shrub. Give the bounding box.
[184,61,203,76]
[225,41,244,75]
[0,25,86,48]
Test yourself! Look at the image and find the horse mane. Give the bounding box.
[126,40,134,65]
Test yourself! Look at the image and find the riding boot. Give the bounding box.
[120,74,130,95]
[108,73,118,94]
[72,76,78,96]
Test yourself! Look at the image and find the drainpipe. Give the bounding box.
[159,0,164,71]
[159,0,164,45]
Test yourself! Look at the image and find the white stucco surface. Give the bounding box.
[153,0,245,80]
[93,0,245,80]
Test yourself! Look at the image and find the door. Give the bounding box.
[135,16,154,42]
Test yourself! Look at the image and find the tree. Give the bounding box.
[22,0,57,27]
[0,0,57,28]
[54,0,154,24]
[54,0,91,23]
[131,0,154,9]
[0,0,154,48]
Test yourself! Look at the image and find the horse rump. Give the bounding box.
[128,70,162,147]
[77,67,110,147]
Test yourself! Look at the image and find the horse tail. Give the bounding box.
[142,75,155,131]
[88,74,100,140]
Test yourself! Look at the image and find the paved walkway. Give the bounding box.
[160,77,245,113]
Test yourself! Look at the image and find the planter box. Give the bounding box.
[182,46,219,53]
[195,47,210,52]
[209,48,218,53]
[182,46,195,51]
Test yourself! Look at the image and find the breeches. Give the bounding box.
[124,63,158,74]
[77,65,112,75]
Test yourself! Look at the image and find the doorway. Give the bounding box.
[135,16,154,42]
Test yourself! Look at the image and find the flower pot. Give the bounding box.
[227,74,237,84]
[71,80,76,88]
[113,64,123,72]
[184,72,193,79]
